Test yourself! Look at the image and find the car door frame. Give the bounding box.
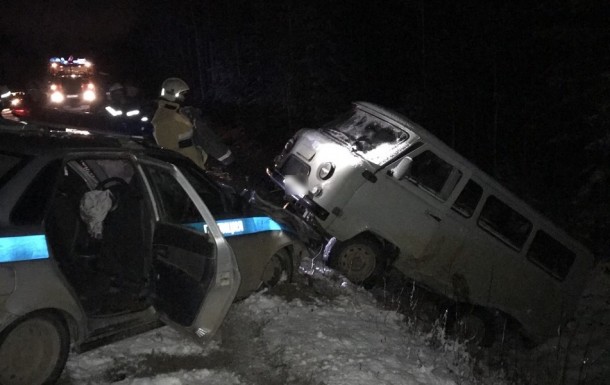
[137,156,241,341]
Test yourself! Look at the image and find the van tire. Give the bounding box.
[447,307,495,348]
[0,312,70,385]
[330,237,383,284]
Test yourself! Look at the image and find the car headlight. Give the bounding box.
[82,89,96,102]
[50,91,65,103]
[317,162,335,180]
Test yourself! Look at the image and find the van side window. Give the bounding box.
[407,150,462,200]
[452,179,483,218]
[527,231,576,280]
[478,195,532,249]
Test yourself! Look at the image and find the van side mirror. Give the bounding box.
[391,156,412,180]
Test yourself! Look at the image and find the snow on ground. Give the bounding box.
[57,258,512,385]
[57,257,610,385]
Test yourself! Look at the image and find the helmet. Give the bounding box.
[109,82,124,93]
[160,77,189,102]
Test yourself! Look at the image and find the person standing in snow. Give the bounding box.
[151,77,234,170]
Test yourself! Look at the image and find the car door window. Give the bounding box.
[144,166,207,230]
[0,153,28,188]
[406,150,462,201]
[11,160,62,225]
[175,164,227,217]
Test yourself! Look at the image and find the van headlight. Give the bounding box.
[317,162,335,180]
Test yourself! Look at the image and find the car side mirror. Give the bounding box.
[391,156,412,180]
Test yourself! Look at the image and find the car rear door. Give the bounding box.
[139,158,240,341]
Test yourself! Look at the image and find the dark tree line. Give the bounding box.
[2,0,609,254]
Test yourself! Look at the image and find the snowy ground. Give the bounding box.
[56,258,610,385]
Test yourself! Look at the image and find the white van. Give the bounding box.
[268,101,594,343]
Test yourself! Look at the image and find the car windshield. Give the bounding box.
[321,108,410,165]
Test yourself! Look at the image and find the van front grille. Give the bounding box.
[279,155,310,184]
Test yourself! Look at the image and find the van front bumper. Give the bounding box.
[266,168,330,221]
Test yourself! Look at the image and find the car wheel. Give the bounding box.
[261,248,291,288]
[330,237,382,284]
[447,309,495,347]
[0,313,70,385]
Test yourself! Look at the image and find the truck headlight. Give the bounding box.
[82,90,96,102]
[50,91,64,103]
[317,162,335,180]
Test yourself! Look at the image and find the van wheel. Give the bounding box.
[447,309,495,347]
[330,237,382,284]
[0,313,70,385]
[261,248,292,288]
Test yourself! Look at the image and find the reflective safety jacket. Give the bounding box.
[151,100,208,169]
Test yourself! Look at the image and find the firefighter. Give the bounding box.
[151,77,234,170]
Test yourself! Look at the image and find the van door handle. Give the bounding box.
[426,211,442,222]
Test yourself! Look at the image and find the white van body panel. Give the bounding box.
[271,101,595,341]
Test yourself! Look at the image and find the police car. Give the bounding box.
[0,121,309,384]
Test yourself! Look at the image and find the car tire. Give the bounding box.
[0,313,70,385]
[330,236,383,284]
[261,248,292,288]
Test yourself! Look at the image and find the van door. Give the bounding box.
[381,148,463,258]
[140,160,240,341]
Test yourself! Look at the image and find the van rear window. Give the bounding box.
[527,230,575,280]
[478,195,532,250]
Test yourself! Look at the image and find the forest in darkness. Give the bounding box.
[1,0,609,254]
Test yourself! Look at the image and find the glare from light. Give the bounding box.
[86,83,95,90]
[82,90,96,102]
[10,98,21,107]
[141,116,149,122]
[50,84,58,91]
[1,91,11,99]
[50,91,65,103]
[126,109,140,117]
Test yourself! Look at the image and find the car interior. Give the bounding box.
[45,158,153,317]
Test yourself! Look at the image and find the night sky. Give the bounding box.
[1,0,609,253]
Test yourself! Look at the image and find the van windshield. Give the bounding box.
[321,109,410,165]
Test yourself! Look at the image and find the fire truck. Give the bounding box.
[45,56,100,112]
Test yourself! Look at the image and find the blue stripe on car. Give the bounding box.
[185,216,282,237]
[0,234,49,263]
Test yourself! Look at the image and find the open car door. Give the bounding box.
[139,159,240,341]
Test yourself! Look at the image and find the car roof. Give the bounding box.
[0,122,147,157]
